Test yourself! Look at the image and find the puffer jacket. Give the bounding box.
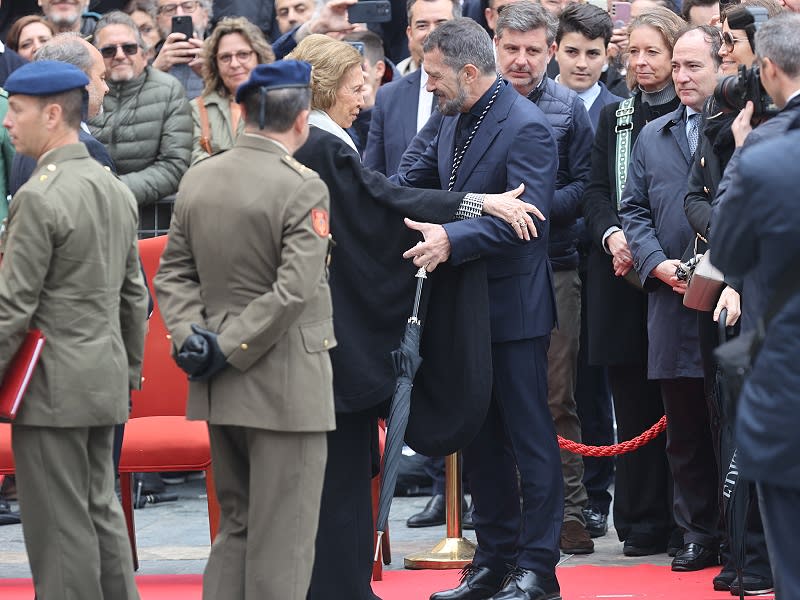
[89,67,191,209]
[529,77,593,271]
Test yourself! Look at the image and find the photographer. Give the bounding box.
[682,1,781,593]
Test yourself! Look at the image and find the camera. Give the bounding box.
[713,64,778,118]
[712,6,779,119]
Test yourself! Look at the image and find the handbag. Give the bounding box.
[683,236,725,312]
[714,257,800,406]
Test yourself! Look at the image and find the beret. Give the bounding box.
[235,60,312,104]
[4,61,89,97]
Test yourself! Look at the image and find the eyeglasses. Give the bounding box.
[99,43,139,59]
[157,0,199,16]
[722,31,748,49]
[217,50,256,65]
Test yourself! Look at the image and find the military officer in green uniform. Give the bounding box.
[0,61,148,600]
[154,60,335,600]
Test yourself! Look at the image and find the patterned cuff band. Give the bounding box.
[455,193,485,220]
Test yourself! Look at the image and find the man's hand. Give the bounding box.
[732,101,754,148]
[297,0,358,41]
[402,219,451,271]
[606,230,633,276]
[152,32,204,73]
[651,259,687,295]
[714,286,741,326]
[607,27,628,59]
[482,183,545,241]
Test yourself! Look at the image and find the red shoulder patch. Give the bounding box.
[311,208,329,238]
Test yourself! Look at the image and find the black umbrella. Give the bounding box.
[374,267,427,561]
[716,308,749,600]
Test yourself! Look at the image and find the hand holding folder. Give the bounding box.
[0,330,46,421]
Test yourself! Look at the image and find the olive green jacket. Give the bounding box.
[190,89,245,164]
[0,89,16,223]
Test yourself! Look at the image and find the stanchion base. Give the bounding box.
[404,537,477,570]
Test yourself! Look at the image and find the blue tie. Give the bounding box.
[687,113,701,157]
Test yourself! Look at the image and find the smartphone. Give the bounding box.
[171,15,194,40]
[611,1,632,27]
[347,1,392,23]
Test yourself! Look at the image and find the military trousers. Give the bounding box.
[203,424,327,600]
[12,424,139,600]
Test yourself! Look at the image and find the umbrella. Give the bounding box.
[716,308,750,600]
[374,267,427,561]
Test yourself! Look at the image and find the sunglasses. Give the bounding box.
[721,31,748,49]
[99,43,139,59]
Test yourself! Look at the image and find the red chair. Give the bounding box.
[118,235,219,570]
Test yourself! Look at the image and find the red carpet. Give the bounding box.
[0,565,775,599]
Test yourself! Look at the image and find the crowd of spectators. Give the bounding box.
[1,0,799,597]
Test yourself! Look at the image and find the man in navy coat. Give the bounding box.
[397,18,563,600]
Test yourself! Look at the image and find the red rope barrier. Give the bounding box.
[557,415,667,456]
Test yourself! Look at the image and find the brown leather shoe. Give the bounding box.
[560,520,594,554]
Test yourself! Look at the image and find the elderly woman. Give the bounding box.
[6,16,55,61]
[582,6,685,558]
[285,34,540,600]
[189,17,274,163]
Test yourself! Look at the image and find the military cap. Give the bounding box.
[4,61,89,97]
[235,59,312,104]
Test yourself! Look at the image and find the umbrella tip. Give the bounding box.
[374,531,384,562]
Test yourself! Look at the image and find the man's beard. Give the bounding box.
[50,12,81,27]
[437,82,468,117]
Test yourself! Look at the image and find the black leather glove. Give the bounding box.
[175,332,211,376]
[187,324,229,382]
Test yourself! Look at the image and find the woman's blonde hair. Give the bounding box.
[286,34,363,111]
[625,6,686,91]
[202,16,275,98]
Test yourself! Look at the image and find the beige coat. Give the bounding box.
[0,143,148,427]
[190,90,245,165]
[155,133,336,433]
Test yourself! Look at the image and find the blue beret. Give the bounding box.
[4,61,90,97]
[235,60,312,104]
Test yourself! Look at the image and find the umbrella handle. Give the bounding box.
[410,267,427,324]
[718,308,729,344]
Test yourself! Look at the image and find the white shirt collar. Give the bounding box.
[309,109,359,153]
[0,40,5,54]
[786,88,800,105]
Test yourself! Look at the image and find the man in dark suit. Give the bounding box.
[364,0,458,176]
[397,18,563,600]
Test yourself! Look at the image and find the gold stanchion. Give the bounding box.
[404,451,476,569]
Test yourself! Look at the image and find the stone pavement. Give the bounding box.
[0,477,671,580]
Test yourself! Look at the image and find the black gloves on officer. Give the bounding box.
[176,324,229,381]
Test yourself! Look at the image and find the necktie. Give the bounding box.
[687,113,700,157]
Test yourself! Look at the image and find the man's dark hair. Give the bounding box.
[674,24,723,68]
[680,0,718,23]
[496,2,557,46]
[405,0,461,22]
[556,3,613,47]
[242,86,312,132]
[36,88,85,130]
[423,17,496,75]
[344,30,385,67]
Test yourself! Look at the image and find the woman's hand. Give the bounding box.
[482,184,545,241]
[714,286,741,326]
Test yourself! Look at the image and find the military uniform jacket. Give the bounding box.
[0,143,148,427]
[155,134,336,433]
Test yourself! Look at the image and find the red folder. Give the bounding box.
[0,330,46,420]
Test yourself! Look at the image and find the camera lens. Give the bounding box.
[713,74,746,113]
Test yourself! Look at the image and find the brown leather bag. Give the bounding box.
[196,96,213,156]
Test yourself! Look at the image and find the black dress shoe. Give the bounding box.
[729,574,774,596]
[408,494,446,528]
[713,568,737,591]
[582,508,608,538]
[490,568,561,600]
[623,534,666,557]
[430,564,505,600]
[671,543,720,572]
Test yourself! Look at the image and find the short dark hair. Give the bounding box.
[496,1,557,46]
[674,24,722,68]
[344,30,385,67]
[36,88,85,130]
[680,0,717,22]
[556,3,613,47]
[241,86,311,132]
[423,17,496,76]
[405,0,461,22]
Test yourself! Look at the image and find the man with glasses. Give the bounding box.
[89,10,191,237]
[151,0,210,99]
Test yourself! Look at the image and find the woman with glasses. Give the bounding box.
[5,15,55,62]
[683,0,781,594]
[583,6,685,559]
[189,17,274,163]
